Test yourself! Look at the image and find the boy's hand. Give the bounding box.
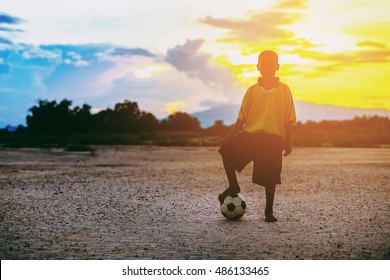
[283,141,292,157]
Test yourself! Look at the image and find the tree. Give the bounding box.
[206,120,232,135]
[139,112,159,132]
[26,99,74,133]
[113,100,142,132]
[93,109,113,132]
[159,112,201,131]
[73,104,93,132]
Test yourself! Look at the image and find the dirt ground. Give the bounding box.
[0,146,389,259]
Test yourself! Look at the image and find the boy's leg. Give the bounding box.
[265,184,277,222]
[218,155,241,202]
[218,131,252,202]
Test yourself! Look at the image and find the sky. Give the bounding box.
[1,0,389,127]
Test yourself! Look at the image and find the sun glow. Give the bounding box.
[202,0,390,110]
[163,100,187,115]
[278,54,315,65]
[133,64,168,79]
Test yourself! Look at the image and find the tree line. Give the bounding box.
[19,99,202,134]
[1,98,389,147]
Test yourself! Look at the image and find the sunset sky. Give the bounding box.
[1,0,389,127]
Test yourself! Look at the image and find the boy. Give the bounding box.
[218,50,296,222]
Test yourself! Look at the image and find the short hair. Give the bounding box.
[258,50,278,64]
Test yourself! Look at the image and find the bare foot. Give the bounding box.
[218,186,240,203]
[265,212,278,222]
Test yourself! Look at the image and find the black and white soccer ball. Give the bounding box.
[220,194,246,220]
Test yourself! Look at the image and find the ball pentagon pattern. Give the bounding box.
[220,194,246,220]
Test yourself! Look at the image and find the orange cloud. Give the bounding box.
[199,9,315,52]
[281,41,390,78]
[200,12,298,43]
[293,42,390,64]
[356,40,387,49]
[275,0,308,9]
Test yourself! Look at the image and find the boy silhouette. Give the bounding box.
[218,50,296,222]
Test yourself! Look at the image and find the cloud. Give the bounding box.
[166,39,218,84]
[198,11,316,52]
[41,44,111,60]
[293,42,390,65]
[79,40,244,119]
[22,46,61,61]
[0,40,244,127]
[165,39,241,103]
[0,27,24,32]
[97,64,229,119]
[275,0,308,9]
[0,12,25,46]
[96,53,225,111]
[64,51,90,67]
[0,12,24,25]
[110,47,156,57]
[356,40,387,49]
[285,41,390,78]
[0,37,12,45]
[200,13,297,43]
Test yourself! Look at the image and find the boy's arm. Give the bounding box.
[223,119,245,144]
[222,88,249,144]
[283,122,293,156]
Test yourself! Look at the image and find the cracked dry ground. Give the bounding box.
[0,146,389,259]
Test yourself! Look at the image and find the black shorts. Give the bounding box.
[218,131,283,186]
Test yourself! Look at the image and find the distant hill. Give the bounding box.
[191,101,390,128]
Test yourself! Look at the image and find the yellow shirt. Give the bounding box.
[237,82,297,136]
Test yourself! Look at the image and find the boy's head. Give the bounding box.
[257,50,279,78]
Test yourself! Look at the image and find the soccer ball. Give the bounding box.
[220,194,246,220]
